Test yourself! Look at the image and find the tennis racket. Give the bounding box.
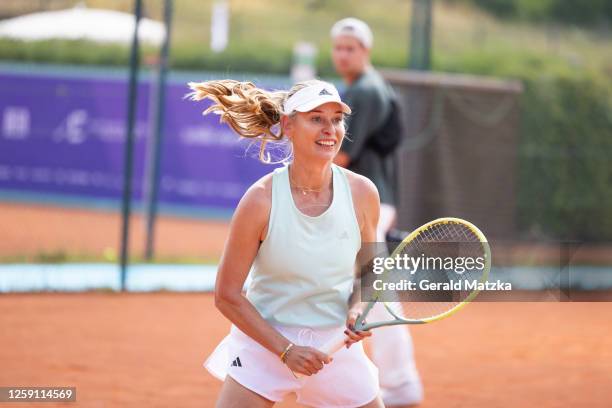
[317,217,491,357]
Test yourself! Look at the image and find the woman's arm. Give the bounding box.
[342,174,380,346]
[214,178,330,375]
[214,179,288,354]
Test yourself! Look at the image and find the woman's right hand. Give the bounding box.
[284,345,332,376]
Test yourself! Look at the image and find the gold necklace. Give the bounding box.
[288,166,331,195]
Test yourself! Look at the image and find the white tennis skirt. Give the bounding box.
[205,324,380,408]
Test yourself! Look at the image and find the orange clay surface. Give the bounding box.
[3,202,612,266]
[2,202,611,407]
[1,293,611,408]
[0,202,230,260]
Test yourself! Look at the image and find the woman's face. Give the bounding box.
[284,102,346,163]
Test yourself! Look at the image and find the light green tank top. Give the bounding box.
[246,164,361,328]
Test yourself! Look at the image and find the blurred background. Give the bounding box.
[0,0,611,284]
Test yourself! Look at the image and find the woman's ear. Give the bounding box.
[281,115,292,140]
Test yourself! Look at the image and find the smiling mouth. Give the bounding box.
[316,140,336,147]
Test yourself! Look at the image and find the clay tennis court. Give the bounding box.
[3,202,611,266]
[0,202,229,261]
[2,204,612,407]
[1,293,611,407]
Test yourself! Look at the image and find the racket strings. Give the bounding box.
[382,221,487,321]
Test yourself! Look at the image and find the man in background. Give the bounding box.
[331,17,424,407]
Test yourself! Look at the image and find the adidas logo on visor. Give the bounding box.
[282,81,351,114]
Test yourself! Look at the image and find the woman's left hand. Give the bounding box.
[344,306,372,348]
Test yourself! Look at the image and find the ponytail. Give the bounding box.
[188,79,321,162]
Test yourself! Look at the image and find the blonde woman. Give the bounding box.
[189,79,384,408]
[331,18,423,407]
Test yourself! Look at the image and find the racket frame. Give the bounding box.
[354,217,491,331]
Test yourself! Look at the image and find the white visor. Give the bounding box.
[283,81,351,115]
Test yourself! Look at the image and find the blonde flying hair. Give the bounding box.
[187,79,326,162]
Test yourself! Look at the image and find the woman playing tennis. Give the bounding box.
[189,79,384,407]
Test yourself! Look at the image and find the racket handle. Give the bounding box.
[293,329,348,379]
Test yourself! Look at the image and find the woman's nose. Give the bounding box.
[321,119,333,135]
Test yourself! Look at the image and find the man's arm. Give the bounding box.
[339,88,386,165]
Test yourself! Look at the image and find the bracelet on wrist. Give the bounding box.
[279,342,294,363]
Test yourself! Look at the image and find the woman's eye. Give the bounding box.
[333,118,343,125]
[311,116,322,123]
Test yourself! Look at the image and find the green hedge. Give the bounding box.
[0,39,137,66]
[447,0,612,25]
[518,74,612,241]
[172,42,293,75]
[437,50,612,241]
[0,38,402,77]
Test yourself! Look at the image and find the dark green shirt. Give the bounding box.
[341,67,396,204]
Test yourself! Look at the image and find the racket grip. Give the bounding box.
[294,329,348,379]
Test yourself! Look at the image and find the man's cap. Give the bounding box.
[283,81,351,115]
[330,17,373,49]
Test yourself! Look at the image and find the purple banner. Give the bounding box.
[0,68,284,215]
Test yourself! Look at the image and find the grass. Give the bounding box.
[1,0,610,77]
[431,1,612,77]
